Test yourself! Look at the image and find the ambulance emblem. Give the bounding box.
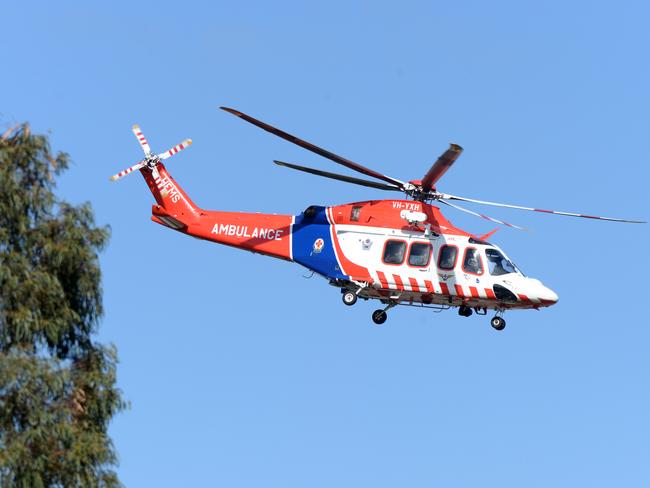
[312,238,325,254]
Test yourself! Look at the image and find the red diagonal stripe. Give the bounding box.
[484,288,496,299]
[455,284,465,297]
[393,274,404,290]
[469,286,479,298]
[377,271,388,289]
[409,277,420,292]
[424,280,434,293]
[439,282,450,295]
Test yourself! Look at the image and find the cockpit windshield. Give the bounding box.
[485,248,519,276]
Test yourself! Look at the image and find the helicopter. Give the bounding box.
[111,108,645,330]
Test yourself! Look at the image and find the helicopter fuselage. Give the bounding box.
[147,163,558,313]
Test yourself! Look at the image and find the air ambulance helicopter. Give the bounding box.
[111,108,645,330]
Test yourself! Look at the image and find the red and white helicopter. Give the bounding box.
[111,108,645,330]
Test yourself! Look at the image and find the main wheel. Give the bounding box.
[490,316,506,331]
[372,309,388,325]
[458,305,473,317]
[342,291,358,306]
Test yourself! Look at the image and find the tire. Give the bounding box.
[372,310,388,325]
[342,291,358,306]
[490,316,506,331]
[458,305,473,317]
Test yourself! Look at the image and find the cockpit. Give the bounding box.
[485,248,520,276]
[465,237,523,277]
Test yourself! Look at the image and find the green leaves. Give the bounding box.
[0,125,124,487]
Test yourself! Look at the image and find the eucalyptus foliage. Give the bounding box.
[0,125,125,487]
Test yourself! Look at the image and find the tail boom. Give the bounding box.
[178,210,293,261]
[140,163,293,260]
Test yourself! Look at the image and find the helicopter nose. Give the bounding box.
[524,279,559,305]
[539,286,559,305]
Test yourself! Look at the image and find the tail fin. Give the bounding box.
[141,163,201,225]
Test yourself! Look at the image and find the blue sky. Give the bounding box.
[3,1,650,486]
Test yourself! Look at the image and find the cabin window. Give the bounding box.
[408,242,432,267]
[485,248,517,276]
[383,240,407,265]
[350,205,362,222]
[437,245,458,270]
[462,247,484,275]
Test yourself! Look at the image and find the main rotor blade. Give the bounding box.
[421,144,463,193]
[220,107,406,188]
[439,200,526,231]
[440,193,646,224]
[274,160,403,192]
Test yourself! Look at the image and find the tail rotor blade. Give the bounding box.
[132,124,151,155]
[439,200,527,231]
[440,193,646,224]
[110,160,146,182]
[158,139,193,160]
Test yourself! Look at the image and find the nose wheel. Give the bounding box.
[490,316,506,331]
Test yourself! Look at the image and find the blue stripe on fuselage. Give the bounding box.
[291,206,347,280]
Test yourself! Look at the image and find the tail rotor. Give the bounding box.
[110,124,192,182]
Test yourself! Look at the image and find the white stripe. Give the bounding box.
[368,269,381,288]
[401,275,412,291]
[431,279,442,294]
[451,284,462,296]
[289,215,294,261]
[326,207,346,275]
[414,276,428,293]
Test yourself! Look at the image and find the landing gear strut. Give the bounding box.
[371,301,397,325]
[490,316,506,331]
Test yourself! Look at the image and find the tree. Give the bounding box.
[0,124,125,487]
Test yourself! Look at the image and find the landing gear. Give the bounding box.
[458,305,473,317]
[371,301,397,325]
[490,316,506,331]
[371,310,388,324]
[342,291,358,306]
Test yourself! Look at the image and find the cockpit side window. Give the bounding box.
[485,248,517,276]
[437,245,458,270]
[383,239,407,265]
[462,247,484,275]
